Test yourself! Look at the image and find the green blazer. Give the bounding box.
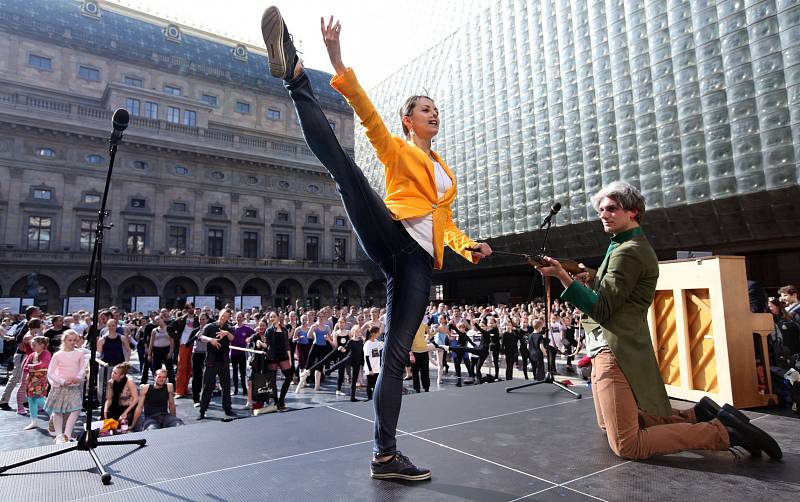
[563,230,672,416]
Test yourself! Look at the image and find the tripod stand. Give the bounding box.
[0,109,146,484]
[506,216,581,399]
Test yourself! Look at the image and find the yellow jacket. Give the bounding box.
[330,68,478,270]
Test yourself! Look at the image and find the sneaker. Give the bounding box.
[23,422,37,431]
[224,409,238,417]
[370,452,431,481]
[261,6,299,80]
[336,390,346,396]
[193,402,201,408]
[0,403,11,411]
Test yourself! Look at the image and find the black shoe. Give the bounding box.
[198,410,206,420]
[693,396,720,423]
[224,409,238,417]
[370,452,431,481]
[261,6,299,80]
[0,403,11,411]
[694,397,750,423]
[350,397,361,402]
[718,409,782,459]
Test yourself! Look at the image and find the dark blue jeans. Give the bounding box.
[287,72,432,456]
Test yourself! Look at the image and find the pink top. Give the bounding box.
[47,349,86,387]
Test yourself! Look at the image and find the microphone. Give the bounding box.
[539,202,561,229]
[110,108,129,144]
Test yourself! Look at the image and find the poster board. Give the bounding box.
[235,295,262,311]
[0,298,21,314]
[133,296,160,314]
[192,296,217,310]
[64,297,95,315]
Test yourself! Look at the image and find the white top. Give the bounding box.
[363,339,384,376]
[467,328,481,357]
[180,316,196,345]
[401,160,452,257]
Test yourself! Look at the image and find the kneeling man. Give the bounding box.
[537,181,781,460]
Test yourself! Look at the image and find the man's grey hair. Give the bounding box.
[590,181,646,223]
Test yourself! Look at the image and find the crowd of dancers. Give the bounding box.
[0,299,586,441]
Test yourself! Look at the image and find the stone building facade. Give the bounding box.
[0,0,384,312]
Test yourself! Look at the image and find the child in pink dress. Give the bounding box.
[45,330,87,443]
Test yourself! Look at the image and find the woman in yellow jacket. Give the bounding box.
[262,8,492,481]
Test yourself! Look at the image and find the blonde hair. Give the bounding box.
[60,329,80,350]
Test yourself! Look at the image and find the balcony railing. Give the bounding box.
[0,248,365,272]
[0,91,352,160]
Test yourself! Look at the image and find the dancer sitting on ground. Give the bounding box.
[537,181,782,460]
[132,368,183,431]
[45,330,86,443]
[103,362,139,425]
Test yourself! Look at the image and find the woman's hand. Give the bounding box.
[320,16,346,76]
[470,242,493,260]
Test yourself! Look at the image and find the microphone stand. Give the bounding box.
[1,115,146,485]
[506,216,581,399]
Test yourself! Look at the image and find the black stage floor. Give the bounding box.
[0,380,797,501]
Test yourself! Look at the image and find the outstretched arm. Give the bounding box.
[320,16,346,76]
[324,16,399,167]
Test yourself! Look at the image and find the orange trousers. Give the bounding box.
[175,344,193,396]
[591,350,730,460]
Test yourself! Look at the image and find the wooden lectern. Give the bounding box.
[647,256,776,409]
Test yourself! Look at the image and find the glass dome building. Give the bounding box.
[355,0,800,302]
